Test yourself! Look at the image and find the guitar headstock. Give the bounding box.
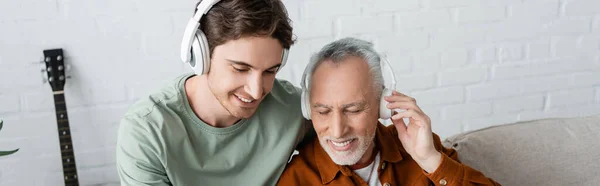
[43,49,67,92]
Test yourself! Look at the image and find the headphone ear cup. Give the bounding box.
[191,31,211,75]
[301,90,311,120]
[280,49,289,69]
[379,88,393,119]
[197,31,211,75]
[190,34,204,75]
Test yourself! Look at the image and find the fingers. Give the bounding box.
[386,90,431,129]
[392,109,422,121]
[386,101,422,113]
[384,94,416,103]
[391,109,430,127]
[385,90,424,112]
[385,91,419,110]
[392,115,408,136]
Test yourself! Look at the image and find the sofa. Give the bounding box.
[443,114,600,186]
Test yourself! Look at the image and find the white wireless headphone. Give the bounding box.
[180,0,289,75]
[300,55,397,120]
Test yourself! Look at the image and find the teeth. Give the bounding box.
[236,95,253,103]
[331,140,352,147]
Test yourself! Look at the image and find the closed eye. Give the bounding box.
[233,67,249,72]
[346,109,361,114]
[317,110,330,115]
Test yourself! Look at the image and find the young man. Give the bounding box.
[116,0,311,185]
[277,38,500,186]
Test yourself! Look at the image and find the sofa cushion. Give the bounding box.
[443,115,600,186]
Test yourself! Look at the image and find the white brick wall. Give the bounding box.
[492,94,545,114]
[457,6,506,24]
[594,16,600,32]
[442,101,493,120]
[396,10,453,29]
[475,46,498,62]
[337,15,394,35]
[467,79,523,100]
[441,48,469,68]
[1,0,599,185]
[596,88,600,102]
[510,0,559,19]
[302,0,360,19]
[412,87,465,106]
[396,73,436,91]
[438,66,488,86]
[499,43,524,62]
[564,0,600,16]
[378,32,430,53]
[362,0,419,13]
[463,113,519,131]
[527,38,551,59]
[547,88,596,108]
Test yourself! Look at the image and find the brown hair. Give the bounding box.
[195,0,295,55]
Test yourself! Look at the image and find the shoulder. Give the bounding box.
[278,137,320,185]
[119,74,191,146]
[256,78,304,124]
[268,78,302,104]
[123,73,191,125]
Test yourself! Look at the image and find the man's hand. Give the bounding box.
[384,91,442,173]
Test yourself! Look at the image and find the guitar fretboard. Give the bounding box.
[53,91,79,186]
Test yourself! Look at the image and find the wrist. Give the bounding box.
[417,151,442,173]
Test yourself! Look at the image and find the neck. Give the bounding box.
[350,141,377,170]
[185,75,240,127]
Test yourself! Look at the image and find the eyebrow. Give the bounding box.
[227,59,282,70]
[342,101,366,109]
[313,101,366,109]
[314,103,331,109]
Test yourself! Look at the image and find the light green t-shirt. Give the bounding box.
[116,74,310,186]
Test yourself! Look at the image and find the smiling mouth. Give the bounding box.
[331,139,353,147]
[235,94,255,103]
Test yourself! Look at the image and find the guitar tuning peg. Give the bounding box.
[66,75,72,79]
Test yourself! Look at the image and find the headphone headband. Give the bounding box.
[302,54,396,92]
[380,54,396,90]
[196,0,220,17]
[181,0,220,64]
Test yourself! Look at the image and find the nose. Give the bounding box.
[330,112,347,138]
[244,72,263,99]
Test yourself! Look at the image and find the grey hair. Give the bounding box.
[301,37,385,99]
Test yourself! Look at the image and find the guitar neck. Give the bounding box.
[53,91,79,186]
